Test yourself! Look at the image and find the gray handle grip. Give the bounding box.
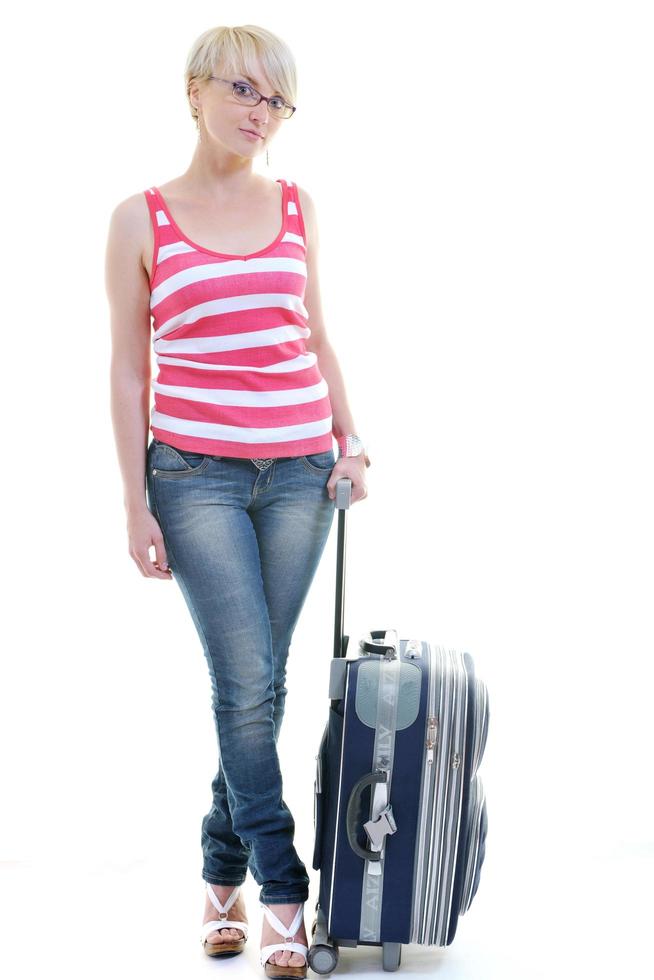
[335,477,352,510]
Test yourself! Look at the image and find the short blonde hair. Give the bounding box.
[185,24,297,127]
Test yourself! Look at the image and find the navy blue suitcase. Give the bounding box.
[308,479,489,973]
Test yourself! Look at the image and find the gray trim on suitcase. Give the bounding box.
[410,645,468,945]
[471,676,489,778]
[460,775,485,914]
[358,653,403,942]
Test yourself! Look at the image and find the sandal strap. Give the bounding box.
[259,941,308,966]
[259,902,306,966]
[260,901,304,939]
[206,882,240,915]
[202,918,249,941]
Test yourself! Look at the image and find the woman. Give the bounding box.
[105,23,370,979]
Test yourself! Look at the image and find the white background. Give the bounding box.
[1,1,652,977]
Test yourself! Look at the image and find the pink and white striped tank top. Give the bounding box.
[143,178,333,458]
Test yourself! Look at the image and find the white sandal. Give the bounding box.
[259,901,308,978]
[201,883,249,956]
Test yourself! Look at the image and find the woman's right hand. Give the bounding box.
[127,507,173,579]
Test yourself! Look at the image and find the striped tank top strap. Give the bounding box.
[285,179,308,249]
[143,186,187,282]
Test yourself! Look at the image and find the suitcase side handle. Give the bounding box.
[345,770,387,862]
[359,629,399,658]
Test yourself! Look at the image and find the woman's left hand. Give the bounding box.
[326,453,370,504]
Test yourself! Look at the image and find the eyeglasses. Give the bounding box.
[208,76,296,120]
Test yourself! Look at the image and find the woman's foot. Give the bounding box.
[203,883,248,946]
[260,902,308,968]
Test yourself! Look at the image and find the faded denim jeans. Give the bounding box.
[145,438,336,904]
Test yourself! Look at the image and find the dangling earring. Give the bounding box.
[266,148,269,167]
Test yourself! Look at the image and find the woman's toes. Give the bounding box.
[208,926,242,943]
[270,951,304,966]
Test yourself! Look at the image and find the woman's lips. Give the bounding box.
[239,129,262,140]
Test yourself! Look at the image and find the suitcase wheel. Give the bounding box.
[308,941,339,975]
[308,906,339,975]
[382,942,402,971]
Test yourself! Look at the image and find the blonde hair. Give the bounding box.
[184,24,297,127]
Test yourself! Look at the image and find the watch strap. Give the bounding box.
[336,434,371,467]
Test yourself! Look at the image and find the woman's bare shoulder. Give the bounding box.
[105,190,158,283]
[294,183,318,251]
[108,190,151,240]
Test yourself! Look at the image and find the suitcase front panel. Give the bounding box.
[326,645,430,943]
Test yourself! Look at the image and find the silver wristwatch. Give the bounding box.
[336,433,371,467]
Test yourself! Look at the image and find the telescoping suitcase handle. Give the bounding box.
[333,478,352,661]
[332,479,399,667]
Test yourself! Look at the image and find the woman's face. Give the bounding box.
[192,59,285,157]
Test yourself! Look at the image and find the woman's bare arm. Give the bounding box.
[104,195,171,578]
[297,185,369,503]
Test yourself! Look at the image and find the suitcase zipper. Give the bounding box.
[426,716,438,765]
[411,645,439,942]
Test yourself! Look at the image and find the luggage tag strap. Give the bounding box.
[364,799,397,849]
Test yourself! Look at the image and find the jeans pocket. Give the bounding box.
[300,449,336,474]
[150,440,210,478]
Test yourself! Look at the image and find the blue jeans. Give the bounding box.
[145,438,336,904]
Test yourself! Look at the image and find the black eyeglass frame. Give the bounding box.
[208,76,297,119]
